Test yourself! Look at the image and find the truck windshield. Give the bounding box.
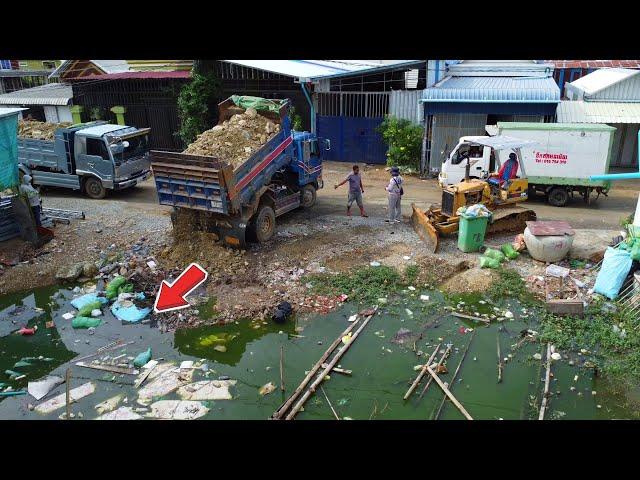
[110,134,149,164]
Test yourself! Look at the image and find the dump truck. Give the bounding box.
[18,121,152,199]
[150,96,327,248]
[412,136,538,253]
[438,122,616,207]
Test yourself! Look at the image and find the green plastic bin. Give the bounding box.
[458,214,489,252]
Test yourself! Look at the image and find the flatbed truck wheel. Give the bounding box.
[548,186,569,207]
[84,177,106,199]
[300,184,317,208]
[253,205,276,243]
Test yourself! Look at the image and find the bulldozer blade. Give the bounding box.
[411,203,439,253]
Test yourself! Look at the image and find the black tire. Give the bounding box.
[548,187,569,207]
[300,184,317,209]
[253,205,276,243]
[84,177,106,199]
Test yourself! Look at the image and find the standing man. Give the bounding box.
[19,175,42,226]
[385,166,404,223]
[334,164,368,217]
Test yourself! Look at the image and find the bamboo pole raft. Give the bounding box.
[433,331,475,420]
[403,343,441,400]
[417,344,452,401]
[272,307,378,420]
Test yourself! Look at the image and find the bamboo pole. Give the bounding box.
[320,386,340,420]
[417,344,452,401]
[403,343,441,400]
[497,334,503,383]
[434,331,475,420]
[451,312,490,324]
[65,368,71,420]
[272,314,366,419]
[425,365,473,420]
[284,307,378,420]
[280,345,285,392]
[539,343,552,420]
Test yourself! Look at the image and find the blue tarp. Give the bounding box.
[0,112,19,190]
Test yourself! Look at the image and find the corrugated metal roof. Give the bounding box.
[0,107,27,119]
[71,71,190,80]
[556,101,640,123]
[421,76,560,103]
[567,68,640,95]
[50,60,131,79]
[549,60,640,69]
[446,60,554,77]
[0,83,72,106]
[223,60,423,81]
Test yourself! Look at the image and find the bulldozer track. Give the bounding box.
[487,207,537,236]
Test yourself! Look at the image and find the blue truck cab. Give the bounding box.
[151,96,328,248]
[18,121,152,199]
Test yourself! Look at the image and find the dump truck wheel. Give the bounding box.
[254,205,276,243]
[300,184,317,209]
[84,177,106,199]
[548,187,568,207]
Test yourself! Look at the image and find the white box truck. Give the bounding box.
[438,122,616,207]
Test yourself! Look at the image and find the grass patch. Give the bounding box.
[488,268,539,306]
[404,265,419,285]
[539,298,640,384]
[307,265,403,304]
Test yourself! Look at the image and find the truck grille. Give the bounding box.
[442,190,455,217]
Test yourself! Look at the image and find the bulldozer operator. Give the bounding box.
[488,152,519,187]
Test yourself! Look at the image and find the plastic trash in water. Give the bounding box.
[71,293,108,310]
[72,316,102,329]
[133,348,152,368]
[17,327,37,336]
[110,299,151,323]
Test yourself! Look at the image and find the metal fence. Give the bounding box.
[316,92,390,118]
[389,90,423,124]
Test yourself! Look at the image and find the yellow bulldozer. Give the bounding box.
[412,136,538,253]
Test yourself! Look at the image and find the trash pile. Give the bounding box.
[183,108,280,168]
[18,120,72,140]
[593,227,640,300]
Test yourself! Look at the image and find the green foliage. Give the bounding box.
[404,265,419,285]
[377,116,424,169]
[177,72,220,145]
[289,106,303,131]
[488,268,538,305]
[539,298,640,383]
[620,214,634,228]
[307,266,403,304]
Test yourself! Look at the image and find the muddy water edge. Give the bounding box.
[0,278,637,420]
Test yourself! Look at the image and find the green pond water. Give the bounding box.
[0,283,636,420]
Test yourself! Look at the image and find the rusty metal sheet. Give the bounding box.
[526,221,575,236]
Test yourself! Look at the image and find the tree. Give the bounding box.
[177,69,221,145]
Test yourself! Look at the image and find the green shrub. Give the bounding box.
[177,72,220,145]
[377,116,424,170]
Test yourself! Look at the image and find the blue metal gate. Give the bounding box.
[316,92,389,165]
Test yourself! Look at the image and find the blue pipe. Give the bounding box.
[300,83,315,134]
[590,131,640,182]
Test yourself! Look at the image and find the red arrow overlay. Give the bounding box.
[154,263,208,313]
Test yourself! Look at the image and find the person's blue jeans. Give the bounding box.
[31,205,42,227]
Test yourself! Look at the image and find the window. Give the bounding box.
[310,139,319,156]
[452,145,483,165]
[42,61,56,70]
[86,138,110,160]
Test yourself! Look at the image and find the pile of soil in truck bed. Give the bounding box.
[183,108,280,169]
[18,120,72,140]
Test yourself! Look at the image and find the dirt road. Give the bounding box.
[0,161,636,301]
